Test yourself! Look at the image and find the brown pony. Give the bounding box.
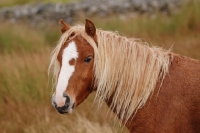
[49,19,200,133]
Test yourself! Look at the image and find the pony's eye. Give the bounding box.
[70,32,75,37]
[67,32,75,40]
[84,56,92,63]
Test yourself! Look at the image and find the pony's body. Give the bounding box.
[49,19,200,133]
[119,55,200,132]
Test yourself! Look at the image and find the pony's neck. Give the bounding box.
[93,30,172,124]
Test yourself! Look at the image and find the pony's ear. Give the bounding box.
[59,19,70,34]
[85,19,96,37]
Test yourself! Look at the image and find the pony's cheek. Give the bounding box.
[75,95,87,107]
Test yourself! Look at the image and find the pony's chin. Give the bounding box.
[66,108,74,114]
[57,108,74,115]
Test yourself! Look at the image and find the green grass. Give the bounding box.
[0,1,200,133]
[0,23,48,53]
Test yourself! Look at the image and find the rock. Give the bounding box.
[0,0,189,25]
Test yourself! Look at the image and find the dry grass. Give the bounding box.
[0,50,122,133]
[0,23,124,132]
[0,1,200,133]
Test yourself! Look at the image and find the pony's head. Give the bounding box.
[50,19,97,114]
[49,19,172,123]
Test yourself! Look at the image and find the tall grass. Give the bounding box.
[0,22,122,133]
[0,23,48,53]
[0,1,200,133]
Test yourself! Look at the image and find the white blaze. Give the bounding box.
[55,41,78,106]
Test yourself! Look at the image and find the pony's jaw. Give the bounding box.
[52,41,78,114]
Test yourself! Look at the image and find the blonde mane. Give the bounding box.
[49,24,173,124]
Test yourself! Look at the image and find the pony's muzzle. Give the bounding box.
[52,94,72,114]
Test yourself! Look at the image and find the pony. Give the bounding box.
[49,19,200,133]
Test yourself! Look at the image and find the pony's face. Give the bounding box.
[52,19,97,114]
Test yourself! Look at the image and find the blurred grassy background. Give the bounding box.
[0,1,200,133]
[0,0,79,8]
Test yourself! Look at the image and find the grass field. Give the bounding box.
[0,1,200,133]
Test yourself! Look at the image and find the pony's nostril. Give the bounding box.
[64,95,70,108]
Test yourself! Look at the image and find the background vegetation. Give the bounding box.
[0,0,79,8]
[0,1,200,133]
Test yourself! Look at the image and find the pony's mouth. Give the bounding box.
[53,102,75,114]
[52,95,75,114]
